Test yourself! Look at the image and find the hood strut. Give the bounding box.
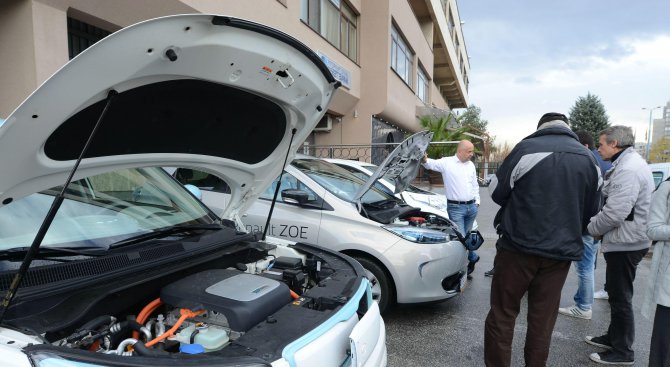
[262,128,297,241]
[0,90,118,323]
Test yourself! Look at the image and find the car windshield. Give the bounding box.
[0,167,215,251]
[292,159,396,203]
[357,163,432,194]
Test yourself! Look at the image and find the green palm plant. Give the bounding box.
[419,114,466,158]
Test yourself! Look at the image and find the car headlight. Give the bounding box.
[383,225,448,243]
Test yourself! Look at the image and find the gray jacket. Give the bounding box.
[642,180,670,317]
[587,147,653,252]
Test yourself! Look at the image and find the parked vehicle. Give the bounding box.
[324,158,482,236]
[649,162,670,189]
[325,158,449,213]
[0,15,386,367]
[176,132,471,314]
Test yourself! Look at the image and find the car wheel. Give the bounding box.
[353,257,394,314]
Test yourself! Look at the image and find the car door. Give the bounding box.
[243,171,328,243]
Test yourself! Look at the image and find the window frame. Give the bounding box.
[417,66,429,103]
[301,0,358,62]
[391,24,414,87]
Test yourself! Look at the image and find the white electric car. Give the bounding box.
[175,133,471,314]
[324,158,481,239]
[0,15,386,367]
[325,158,449,215]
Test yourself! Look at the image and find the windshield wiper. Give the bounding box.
[108,223,225,249]
[0,246,106,261]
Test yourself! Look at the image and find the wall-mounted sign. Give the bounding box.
[317,51,351,89]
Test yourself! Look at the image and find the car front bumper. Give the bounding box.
[384,239,469,304]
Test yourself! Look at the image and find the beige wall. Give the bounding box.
[0,0,37,117]
[0,0,468,147]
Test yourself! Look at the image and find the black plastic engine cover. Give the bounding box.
[160,269,291,331]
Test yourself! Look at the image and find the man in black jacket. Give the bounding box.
[484,113,601,367]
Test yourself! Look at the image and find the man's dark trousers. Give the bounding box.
[484,247,571,367]
[601,248,648,361]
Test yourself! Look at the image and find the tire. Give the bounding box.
[353,256,394,314]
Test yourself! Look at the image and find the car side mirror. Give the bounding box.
[281,189,309,205]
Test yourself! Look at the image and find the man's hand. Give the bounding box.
[422,153,428,164]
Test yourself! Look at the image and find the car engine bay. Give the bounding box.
[1,228,366,364]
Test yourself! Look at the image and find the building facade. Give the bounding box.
[651,101,670,147]
[0,0,469,148]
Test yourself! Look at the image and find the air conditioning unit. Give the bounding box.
[314,115,333,132]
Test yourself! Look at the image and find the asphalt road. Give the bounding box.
[384,186,653,366]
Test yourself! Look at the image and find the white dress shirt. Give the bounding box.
[423,155,480,204]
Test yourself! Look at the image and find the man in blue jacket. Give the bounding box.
[559,130,611,320]
[484,113,601,367]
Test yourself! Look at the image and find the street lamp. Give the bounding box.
[643,106,661,161]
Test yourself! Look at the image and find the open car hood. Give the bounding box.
[0,14,338,221]
[353,131,432,202]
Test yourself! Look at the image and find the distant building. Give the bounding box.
[634,142,647,159]
[653,117,666,146]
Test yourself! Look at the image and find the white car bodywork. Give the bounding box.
[325,158,479,234]
[176,148,470,313]
[650,162,670,189]
[242,161,469,306]
[0,14,385,367]
[325,158,448,214]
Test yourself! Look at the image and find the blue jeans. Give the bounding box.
[574,235,600,311]
[447,202,479,262]
[573,235,599,311]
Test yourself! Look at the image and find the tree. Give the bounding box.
[491,141,513,162]
[650,137,670,163]
[419,114,465,158]
[568,92,610,143]
[458,105,489,133]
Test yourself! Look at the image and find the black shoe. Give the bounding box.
[589,351,634,365]
[467,257,479,275]
[484,266,495,277]
[585,335,612,350]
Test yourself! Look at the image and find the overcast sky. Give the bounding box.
[456,0,670,146]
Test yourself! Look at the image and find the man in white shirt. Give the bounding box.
[422,140,480,275]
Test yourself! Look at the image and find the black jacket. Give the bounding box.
[492,126,601,261]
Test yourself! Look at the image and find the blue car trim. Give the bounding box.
[339,354,352,367]
[281,278,368,367]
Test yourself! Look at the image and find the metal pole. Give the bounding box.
[644,106,661,161]
[646,108,653,161]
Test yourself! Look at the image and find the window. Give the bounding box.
[260,173,320,205]
[391,25,413,86]
[653,171,664,189]
[67,17,111,59]
[301,0,358,61]
[174,168,231,194]
[447,10,455,36]
[417,67,429,103]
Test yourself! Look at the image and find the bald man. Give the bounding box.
[422,140,480,275]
